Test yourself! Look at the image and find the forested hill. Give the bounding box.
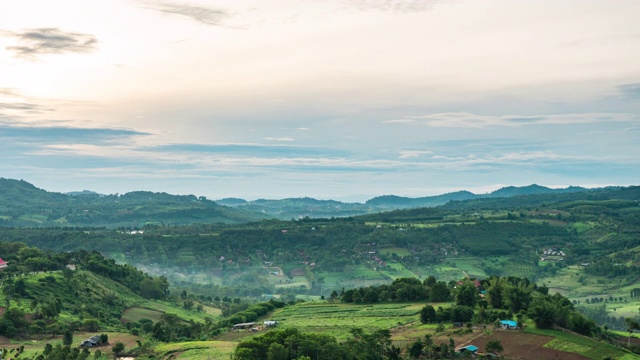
[365,184,587,208]
[218,184,598,218]
[1,177,637,226]
[0,178,266,227]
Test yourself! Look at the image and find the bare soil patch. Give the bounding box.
[460,330,588,360]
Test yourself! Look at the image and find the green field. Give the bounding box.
[379,247,412,257]
[525,326,633,360]
[269,302,423,340]
[154,340,236,359]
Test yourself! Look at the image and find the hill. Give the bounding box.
[0,241,221,334]
[0,178,265,227]
[226,184,604,218]
[0,177,631,222]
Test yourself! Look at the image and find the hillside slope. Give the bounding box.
[0,178,265,227]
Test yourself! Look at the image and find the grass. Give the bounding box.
[6,331,143,360]
[379,262,417,279]
[379,247,412,257]
[139,301,218,323]
[524,326,631,359]
[121,307,165,323]
[154,340,236,359]
[268,302,424,340]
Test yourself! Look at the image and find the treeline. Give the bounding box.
[341,275,601,337]
[339,277,450,303]
[234,327,403,360]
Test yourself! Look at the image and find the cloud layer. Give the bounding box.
[4,28,97,59]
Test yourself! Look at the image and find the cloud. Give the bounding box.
[382,119,417,124]
[618,83,640,100]
[0,124,149,144]
[398,150,432,159]
[4,28,97,59]
[341,0,441,13]
[144,2,231,27]
[389,112,637,128]
[265,137,294,142]
[149,143,352,158]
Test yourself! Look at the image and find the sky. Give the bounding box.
[0,0,639,202]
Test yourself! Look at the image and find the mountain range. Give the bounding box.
[0,177,618,227]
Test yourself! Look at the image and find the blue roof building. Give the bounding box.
[457,345,479,353]
[500,319,518,329]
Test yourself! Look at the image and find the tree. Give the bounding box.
[408,340,423,359]
[420,305,436,324]
[425,275,437,287]
[112,342,125,355]
[455,282,478,307]
[528,299,556,329]
[267,343,288,360]
[485,340,503,355]
[63,330,73,347]
[429,282,450,302]
[625,317,640,346]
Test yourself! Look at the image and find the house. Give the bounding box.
[456,345,478,354]
[233,322,256,331]
[500,320,518,329]
[264,320,278,328]
[0,257,7,270]
[80,335,101,347]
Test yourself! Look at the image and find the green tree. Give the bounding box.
[63,330,73,347]
[420,305,436,324]
[267,343,288,360]
[528,299,556,329]
[429,282,450,302]
[455,282,478,307]
[112,342,125,355]
[485,339,503,354]
[408,340,423,359]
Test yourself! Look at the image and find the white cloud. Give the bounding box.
[387,112,638,128]
[265,137,294,141]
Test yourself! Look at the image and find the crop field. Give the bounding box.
[154,340,236,359]
[446,257,488,278]
[379,247,412,257]
[318,266,389,290]
[7,332,144,359]
[431,263,466,282]
[139,301,218,323]
[525,326,633,359]
[379,262,417,279]
[121,307,166,323]
[274,276,310,289]
[269,302,423,340]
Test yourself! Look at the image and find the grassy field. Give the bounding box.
[524,325,633,360]
[2,332,144,359]
[379,247,412,257]
[136,300,220,323]
[121,307,166,323]
[154,340,236,359]
[268,302,424,340]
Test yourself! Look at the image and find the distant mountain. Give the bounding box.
[216,197,248,206]
[365,185,589,208]
[0,178,265,227]
[366,190,477,207]
[0,177,628,224]
[487,184,586,198]
[66,190,103,196]
[234,197,368,219]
